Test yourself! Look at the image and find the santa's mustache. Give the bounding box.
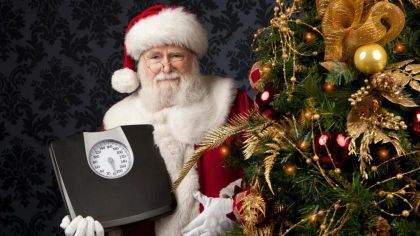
[155,72,180,81]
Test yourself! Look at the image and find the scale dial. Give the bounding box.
[88,139,133,179]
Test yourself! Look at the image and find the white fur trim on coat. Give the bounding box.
[102,76,238,236]
[125,7,208,59]
[166,76,237,144]
[111,68,139,94]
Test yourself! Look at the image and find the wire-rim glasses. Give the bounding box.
[143,51,189,74]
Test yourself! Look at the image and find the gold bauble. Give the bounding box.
[303,109,313,120]
[354,43,387,74]
[261,64,272,76]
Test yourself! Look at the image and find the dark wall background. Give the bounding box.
[0,0,273,235]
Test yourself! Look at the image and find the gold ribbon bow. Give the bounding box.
[317,0,405,62]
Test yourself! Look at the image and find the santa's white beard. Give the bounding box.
[137,60,207,112]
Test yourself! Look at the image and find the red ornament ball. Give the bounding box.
[249,61,262,90]
[232,189,265,224]
[261,108,275,120]
[314,133,350,168]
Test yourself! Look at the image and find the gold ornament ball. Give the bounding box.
[313,155,319,161]
[303,109,313,120]
[396,173,403,180]
[354,43,388,74]
[386,193,394,200]
[402,210,410,217]
[334,168,341,174]
[262,64,272,75]
[312,113,320,120]
[378,191,386,197]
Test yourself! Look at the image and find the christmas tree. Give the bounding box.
[175,0,420,235]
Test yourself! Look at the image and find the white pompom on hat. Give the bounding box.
[111,4,208,93]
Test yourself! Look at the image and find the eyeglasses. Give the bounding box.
[143,51,189,74]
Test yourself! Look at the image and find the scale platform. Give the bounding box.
[49,125,176,228]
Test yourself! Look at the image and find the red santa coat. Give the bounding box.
[103,76,251,236]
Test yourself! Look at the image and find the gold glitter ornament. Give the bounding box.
[402,210,410,217]
[354,43,388,74]
[376,217,391,236]
[261,64,272,75]
[312,113,320,120]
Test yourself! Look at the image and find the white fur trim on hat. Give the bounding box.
[111,68,139,93]
[125,7,208,59]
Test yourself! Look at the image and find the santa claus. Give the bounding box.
[60,5,251,236]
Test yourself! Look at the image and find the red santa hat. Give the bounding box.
[112,5,208,93]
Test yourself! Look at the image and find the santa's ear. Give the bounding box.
[111,68,139,93]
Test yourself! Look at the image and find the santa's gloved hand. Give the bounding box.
[182,191,234,236]
[60,215,104,236]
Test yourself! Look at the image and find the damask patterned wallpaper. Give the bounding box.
[0,0,274,235]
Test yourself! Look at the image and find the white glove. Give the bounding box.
[60,215,104,236]
[182,192,234,236]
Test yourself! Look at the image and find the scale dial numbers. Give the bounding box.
[88,139,133,179]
